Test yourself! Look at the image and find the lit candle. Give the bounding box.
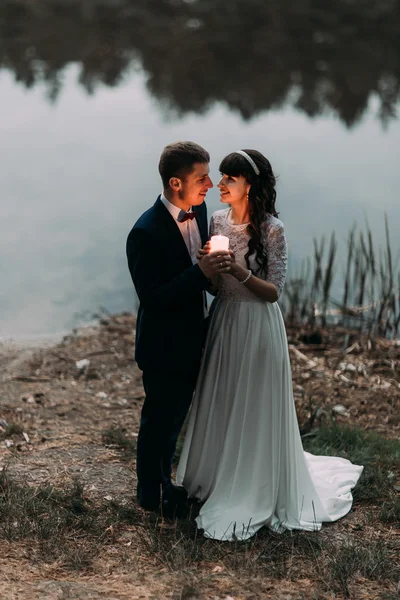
[210,235,230,252]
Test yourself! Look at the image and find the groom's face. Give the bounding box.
[179,162,213,208]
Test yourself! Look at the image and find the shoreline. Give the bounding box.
[0,318,115,350]
[1,312,399,439]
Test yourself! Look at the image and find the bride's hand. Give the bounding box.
[197,241,211,261]
[229,252,249,280]
[228,251,240,277]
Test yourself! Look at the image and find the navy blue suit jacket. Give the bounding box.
[126,197,210,372]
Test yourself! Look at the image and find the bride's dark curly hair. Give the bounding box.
[219,149,278,276]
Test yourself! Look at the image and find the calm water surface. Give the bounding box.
[1,1,400,339]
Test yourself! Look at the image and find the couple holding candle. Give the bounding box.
[126,142,363,541]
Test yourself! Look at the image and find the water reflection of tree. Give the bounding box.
[1,0,399,126]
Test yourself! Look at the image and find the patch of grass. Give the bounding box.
[172,582,201,600]
[353,465,392,503]
[61,545,97,571]
[2,421,398,591]
[36,478,87,514]
[101,426,136,458]
[379,592,400,600]
[302,425,400,594]
[0,423,23,438]
[302,423,400,464]
[131,509,323,580]
[113,424,397,586]
[303,423,400,503]
[108,500,144,527]
[133,507,206,569]
[326,539,399,598]
[0,466,396,598]
[379,495,400,525]
[0,469,115,569]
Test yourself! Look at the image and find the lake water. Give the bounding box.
[1,1,400,339]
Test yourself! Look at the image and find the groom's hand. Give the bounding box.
[197,241,211,261]
[198,250,231,279]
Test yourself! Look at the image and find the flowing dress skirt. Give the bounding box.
[176,298,363,541]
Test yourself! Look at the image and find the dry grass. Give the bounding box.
[1,315,400,599]
[1,422,398,598]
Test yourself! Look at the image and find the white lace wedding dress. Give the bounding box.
[176,208,363,541]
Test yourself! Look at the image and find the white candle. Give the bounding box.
[210,235,230,252]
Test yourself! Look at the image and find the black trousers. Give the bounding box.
[136,368,198,502]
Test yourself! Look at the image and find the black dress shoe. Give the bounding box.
[137,482,188,518]
[160,495,188,519]
[161,484,189,519]
[164,483,188,502]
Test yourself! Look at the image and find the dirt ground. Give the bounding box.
[0,314,399,600]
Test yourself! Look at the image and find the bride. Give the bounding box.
[176,149,363,541]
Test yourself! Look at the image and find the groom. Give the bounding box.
[126,141,231,517]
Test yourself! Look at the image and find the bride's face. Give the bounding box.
[218,173,250,205]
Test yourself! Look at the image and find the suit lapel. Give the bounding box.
[195,203,209,246]
[154,197,192,268]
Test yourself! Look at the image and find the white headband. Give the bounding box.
[235,150,260,175]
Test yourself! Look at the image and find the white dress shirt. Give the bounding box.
[160,193,202,265]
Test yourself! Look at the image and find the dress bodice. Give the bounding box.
[210,208,288,302]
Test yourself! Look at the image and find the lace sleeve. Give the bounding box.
[264,220,288,297]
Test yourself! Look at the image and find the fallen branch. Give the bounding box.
[4,375,51,382]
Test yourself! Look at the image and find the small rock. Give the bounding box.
[21,392,45,404]
[96,391,108,399]
[311,369,325,378]
[22,394,36,404]
[345,342,360,354]
[5,439,14,448]
[76,358,90,370]
[371,381,392,391]
[339,362,357,372]
[338,374,351,383]
[211,565,224,573]
[332,404,349,416]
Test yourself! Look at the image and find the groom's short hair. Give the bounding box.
[159,141,210,188]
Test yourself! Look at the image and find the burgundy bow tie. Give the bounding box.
[178,210,197,223]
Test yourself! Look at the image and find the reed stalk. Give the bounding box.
[281,217,399,338]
